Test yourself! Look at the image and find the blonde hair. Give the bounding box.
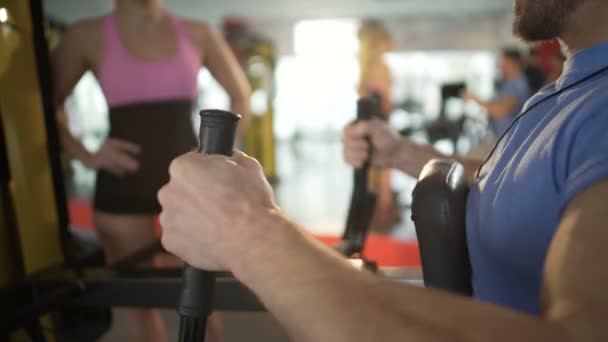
[358,20,392,86]
[358,20,391,47]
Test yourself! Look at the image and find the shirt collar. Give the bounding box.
[556,40,608,90]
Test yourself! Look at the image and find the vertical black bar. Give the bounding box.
[351,97,375,194]
[29,0,71,254]
[339,97,379,255]
[0,111,26,282]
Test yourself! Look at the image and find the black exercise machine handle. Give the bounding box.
[352,98,375,192]
[411,159,472,296]
[338,97,380,256]
[177,109,240,342]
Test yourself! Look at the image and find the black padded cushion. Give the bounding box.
[411,159,472,296]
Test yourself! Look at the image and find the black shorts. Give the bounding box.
[93,100,197,214]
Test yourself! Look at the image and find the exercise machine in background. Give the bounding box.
[224,19,278,182]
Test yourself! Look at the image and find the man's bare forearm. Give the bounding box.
[230,212,567,342]
[392,138,482,183]
[472,95,514,120]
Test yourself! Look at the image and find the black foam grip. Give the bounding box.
[411,159,472,296]
[339,97,380,256]
[178,110,240,318]
[198,110,240,155]
[356,97,376,122]
[352,97,376,192]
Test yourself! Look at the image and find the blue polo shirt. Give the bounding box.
[466,41,608,315]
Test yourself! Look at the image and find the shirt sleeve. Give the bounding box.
[557,105,608,212]
[496,83,516,101]
[497,81,529,103]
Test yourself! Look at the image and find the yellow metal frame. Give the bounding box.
[0,0,64,281]
[243,42,277,180]
[1,1,64,339]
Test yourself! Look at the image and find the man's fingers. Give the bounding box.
[231,150,261,171]
[158,185,198,234]
[231,150,251,165]
[168,153,197,181]
[166,153,237,205]
[161,231,189,262]
[157,185,171,211]
[368,117,390,131]
[344,121,370,139]
[345,150,369,168]
[344,138,370,163]
[346,140,370,154]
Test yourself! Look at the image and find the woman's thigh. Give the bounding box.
[94,211,157,264]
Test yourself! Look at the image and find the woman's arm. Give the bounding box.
[52,19,140,176]
[52,20,97,167]
[188,22,251,140]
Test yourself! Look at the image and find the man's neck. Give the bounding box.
[560,1,608,55]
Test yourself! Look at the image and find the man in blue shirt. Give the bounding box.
[157,0,608,340]
[463,48,531,137]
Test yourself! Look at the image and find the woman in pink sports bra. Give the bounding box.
[52,0,250,341]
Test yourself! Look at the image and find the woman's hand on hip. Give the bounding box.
[84,137,141,176]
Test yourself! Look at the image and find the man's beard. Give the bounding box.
[513,0,582,42]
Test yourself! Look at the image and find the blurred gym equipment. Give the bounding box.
[224,19,277,182]
[401,82,469,147]
[426,83,467,144]
[397,81,494,159]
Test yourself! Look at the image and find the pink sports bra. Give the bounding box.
[97,14,201,107]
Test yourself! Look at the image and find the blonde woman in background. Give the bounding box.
[357,20,399,230]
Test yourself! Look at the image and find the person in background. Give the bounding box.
[524,46,547,95]
[52,0,251,341]
[358,19,393,117]
[462,48,530,138]
[357,19,399,230]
